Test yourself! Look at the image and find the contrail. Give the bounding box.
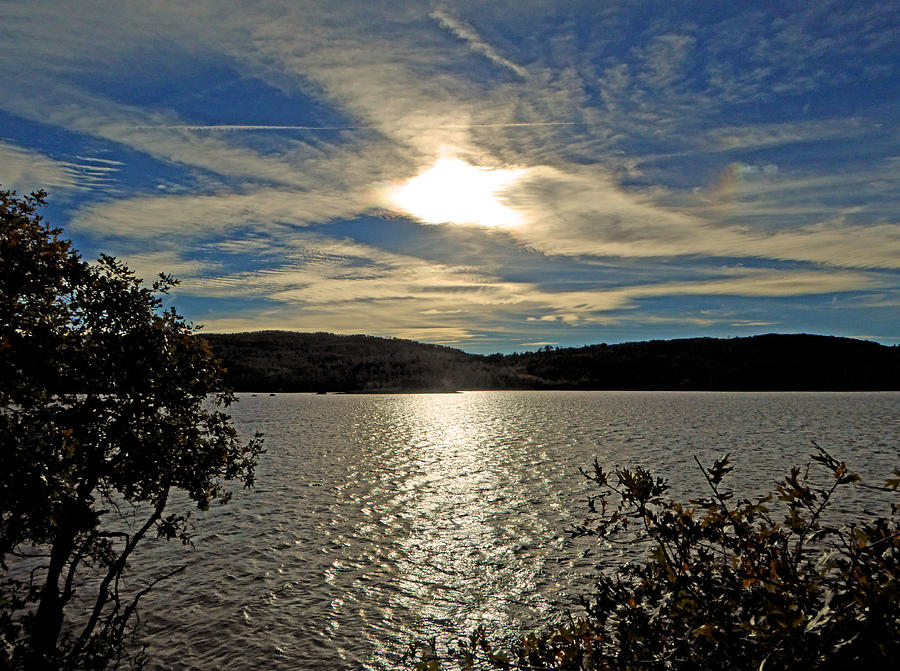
[450,122,578,128]
[133,124,354,131]
[430,8,529,79]
[134,122,579,131]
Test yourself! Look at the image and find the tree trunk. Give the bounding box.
[30,529,76,668]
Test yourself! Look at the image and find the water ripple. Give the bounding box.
[133,391,900,670]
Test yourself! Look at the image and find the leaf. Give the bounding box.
[693,623,715,640]
[885,469,900,491]
[709,454,733,486]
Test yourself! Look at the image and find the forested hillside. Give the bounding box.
[201,331,522,392]
[202,331,900,392]
[503,334,900,390]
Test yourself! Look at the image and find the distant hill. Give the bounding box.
[501,334,900,391]
[201,331,900,392]
[200,331,517,392]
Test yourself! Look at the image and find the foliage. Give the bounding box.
[204,331,900,393]
[0,189,264,669]
[404,445,900,670]
[506,336,900,391]
[202,331,523,392]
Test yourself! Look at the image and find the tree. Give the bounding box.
[405,446,900,670]
[1,189,264,669]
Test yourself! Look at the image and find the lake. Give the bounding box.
[134,391,900,670]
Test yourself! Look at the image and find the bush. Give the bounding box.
[405,445,900,670]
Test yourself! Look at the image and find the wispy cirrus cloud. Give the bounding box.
[120,224,881,339]
[0,141,115,193]
[1,83,353,190]
[503,163,900,270]
[1,1,898,349]
[707,118,876,152]
[69,188,368,238]
[430,7,528,78]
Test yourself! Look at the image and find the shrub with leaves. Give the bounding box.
[1,189,264,669]
[405,445,900,670]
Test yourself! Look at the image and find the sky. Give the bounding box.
[1,1,899,353]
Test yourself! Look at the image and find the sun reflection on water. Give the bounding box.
[126,391,900,670]
[344,393,563,665]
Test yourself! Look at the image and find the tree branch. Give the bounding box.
[71,487,169,659]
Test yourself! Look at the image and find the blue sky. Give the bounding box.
[2,1,899,353]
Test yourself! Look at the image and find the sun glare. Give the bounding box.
[385,157,525,228]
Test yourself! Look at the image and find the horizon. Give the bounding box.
[2,2,899,352]
[201,328,895,357]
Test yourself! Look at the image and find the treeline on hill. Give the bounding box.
[201,331,900,392]
[501,333,900,391]
[201,331,520,392]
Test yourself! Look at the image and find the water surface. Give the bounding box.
[134,391,900,669]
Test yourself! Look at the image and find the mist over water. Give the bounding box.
[132,392,900,669]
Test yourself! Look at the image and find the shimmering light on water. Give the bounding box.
[131,392,900,670]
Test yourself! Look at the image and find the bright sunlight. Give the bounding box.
[385,157,525,228]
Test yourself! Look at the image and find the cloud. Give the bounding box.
[136,121,577,131]
[2,1,899,348]
[69,188,368,238]
[115,250,215,286]
[518,268,883,326]
[0,141,105,193]
[503,163,900,270]
[430,7,528,78]
[186,255,880,338]
[153,221,882,329]
[835,291,900,309]
[200,306,483,344]
[631,270,883,300]
[636,33,697,92]
[0,83,358,190]
[708,118,874,152]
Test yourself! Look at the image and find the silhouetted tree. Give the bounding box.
[0,189,263,669]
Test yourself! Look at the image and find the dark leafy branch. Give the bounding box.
[1,188,264,669]
[404,445,900,670]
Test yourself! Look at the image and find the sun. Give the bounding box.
[384,157,525,228]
